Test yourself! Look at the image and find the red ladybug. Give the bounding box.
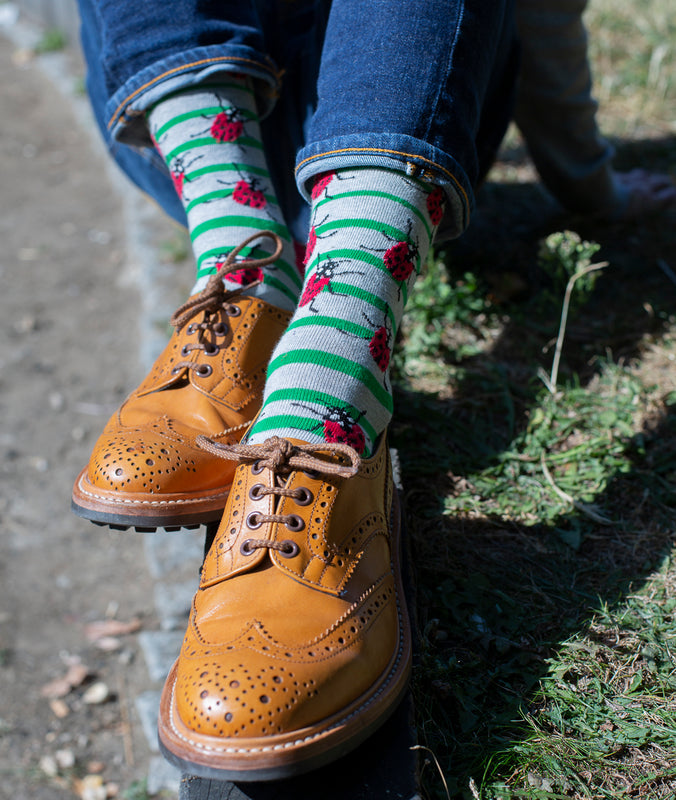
[233,179,267,209]
[299,272,331,309]
[168,153,203,200]
[323,416,366,453]
[304,225,318,265]
[293,402,366,454]
[369,325,392,372]
[426,186,445,226]
[210,108,244,143]
[227,266,263,286]
[311,171,336,200]
[304,214,336,266]
[299,257,363,312]
[383,240,418,283]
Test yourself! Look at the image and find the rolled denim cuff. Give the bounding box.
[294,132,474,240]
[105,45,282,146]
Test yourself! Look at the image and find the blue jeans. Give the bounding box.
[78,0,517,243]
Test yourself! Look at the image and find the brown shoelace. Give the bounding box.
[168,231,282,377]
[197,436,361,549]
[197,435,361,478]
[170,230,283,330]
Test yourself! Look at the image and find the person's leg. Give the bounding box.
[248,0,518,455]
[158,0,518,780]
[72,0,322,530]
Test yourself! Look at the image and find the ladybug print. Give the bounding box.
[368,324,392,372]
[303,214,336,266]
[305,225,318,264]
[299,256,364,312]
[227,266,264,286]
[324,416,366,453]
[426,186,445,226]
[338,311,393,374]
[311,171,336,201]
[383,239,418,283]
[188,95,247,145]
[232,178,267,209]
[293,402,366,454]
[168,153,203,200]
[299,272,331,310]
[209,107,244,143]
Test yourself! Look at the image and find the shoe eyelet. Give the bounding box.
[246,512,263,530]
[302,469,320,480]
[196,364,212,378]
[249,484,265,501]
[284,515,305,532]
[278,540,300,559]
[212,322,228,336]
[240,539,256,555]
[226,305,242,317]
[293,487,313,506]
[180,344,191,356]
[251,461,264,475]
[204,343,220,356]
[186,323,197,334]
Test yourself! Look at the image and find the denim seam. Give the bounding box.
[106,56,281,131]
[295,146,470,210]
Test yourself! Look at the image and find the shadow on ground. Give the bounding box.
[392,135,676,798]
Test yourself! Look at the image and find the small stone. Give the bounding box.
[87,761,105,774]
[95,637,121,652]
[31,457,49,473]
[55,749,75,770]
[105,783,119,798]
[49,699,70,718]
[39,754,58,777]
[77,774,106,800]
[82,682,110,705]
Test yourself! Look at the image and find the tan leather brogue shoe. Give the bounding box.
[157,434,411,781]
[71,233,291,530]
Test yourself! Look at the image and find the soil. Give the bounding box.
[0,31,163,800]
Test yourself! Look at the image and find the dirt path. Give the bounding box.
[0,31,163,799]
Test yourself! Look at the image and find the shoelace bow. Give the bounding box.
[197,436,361,554]
[170,230,283,331]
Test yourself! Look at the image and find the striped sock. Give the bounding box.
[147,79,302,311]
[247,167,445,456]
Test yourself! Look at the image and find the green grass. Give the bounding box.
[395,0,676,795]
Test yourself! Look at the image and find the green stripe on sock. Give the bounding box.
[191,216,290,245]
[152,106,258,140]
[262,274,302,302]
[314,189,431,239]
[265,350,393,413]
[185,189,279,215]
[185,162,270,183]
[286,316,373,340]
[165,136,263,164]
